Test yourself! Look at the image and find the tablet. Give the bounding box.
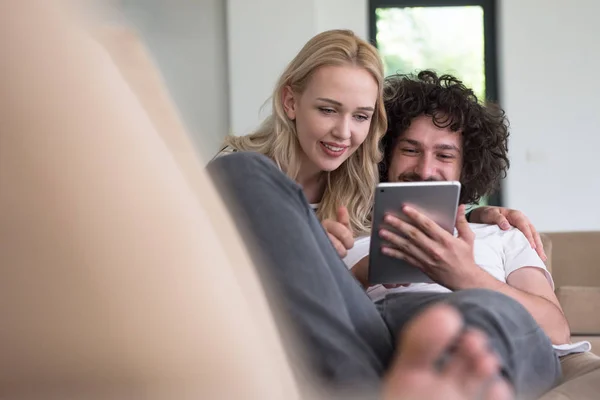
[368,181,461,285]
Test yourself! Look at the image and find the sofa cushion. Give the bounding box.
[556,286,600,334]
[544,232,600,287]
[540,364,600,400]
[558,351,600,383]
[570,336,600,356]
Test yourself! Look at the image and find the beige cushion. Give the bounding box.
[556,286,600,334]
[544,232,600,288]
[571,336,600,355]
[540,355,600,399]
[558,351,600,383]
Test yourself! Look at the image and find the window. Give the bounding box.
[370,0,501,206]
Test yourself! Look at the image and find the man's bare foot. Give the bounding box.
[383,304,513,400]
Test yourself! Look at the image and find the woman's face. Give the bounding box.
[282,65,378,174]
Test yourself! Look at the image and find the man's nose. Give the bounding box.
[415,155,435,180]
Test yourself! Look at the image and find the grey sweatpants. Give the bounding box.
[207,152,561,399]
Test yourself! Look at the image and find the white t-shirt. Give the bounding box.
[344,223,554,303]
[343,223,591,354]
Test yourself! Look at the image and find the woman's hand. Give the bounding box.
[322,206,354,258]
[468,206,547,261]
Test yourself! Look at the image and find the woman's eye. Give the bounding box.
[319,107,335,114]
[354,114,370,122]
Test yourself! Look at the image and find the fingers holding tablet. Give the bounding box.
[368,182,461,285]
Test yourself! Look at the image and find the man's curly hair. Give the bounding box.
[379,70,510,204]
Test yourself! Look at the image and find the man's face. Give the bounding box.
[387,115,463,183]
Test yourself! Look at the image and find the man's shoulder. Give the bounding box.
[470,223,534,257]
[470,224,549,285]
[469,223,505,240]
[469,223,528,243]
[471,223,543,269]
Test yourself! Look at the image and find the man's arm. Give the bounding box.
[378,205,571,345]
[456,267,571,345]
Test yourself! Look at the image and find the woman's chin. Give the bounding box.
[316,159,345,172]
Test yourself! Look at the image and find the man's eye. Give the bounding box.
[438,154,455,160]
[402,148,418,154]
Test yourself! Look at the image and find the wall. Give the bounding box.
[119,0,368,157]
[120,0,229,162]
[316,0,368,40]
[498,0,600,232]
[118,0,599,232]
[228,0,600,232]
[226,0,368,136]
[226,0,318,136]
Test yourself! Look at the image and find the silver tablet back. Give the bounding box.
[368,181,461,285]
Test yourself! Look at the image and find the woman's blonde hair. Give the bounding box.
[222,29,386,236]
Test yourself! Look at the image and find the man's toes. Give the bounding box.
[442,328,503,397]
[384,305,512,400]
[460,329,500,379]
[396,304,464,369]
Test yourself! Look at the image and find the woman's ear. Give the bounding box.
[281,85,297,120]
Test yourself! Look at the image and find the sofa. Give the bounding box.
[98,21,600,399]
[543,232,600,351]
[538,232,600,399]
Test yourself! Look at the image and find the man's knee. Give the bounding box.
[445,289,559,391]
[449,288,520,310]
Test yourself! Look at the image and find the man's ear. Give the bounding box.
[281,85,297,120]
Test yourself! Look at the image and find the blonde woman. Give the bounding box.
[217,29,546,261]
[219,29,384,241]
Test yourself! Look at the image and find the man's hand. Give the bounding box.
[322,206,354,258]
[469,206,547,261]
[379,205,483,290]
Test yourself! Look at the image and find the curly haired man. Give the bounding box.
[345,71,578,398]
